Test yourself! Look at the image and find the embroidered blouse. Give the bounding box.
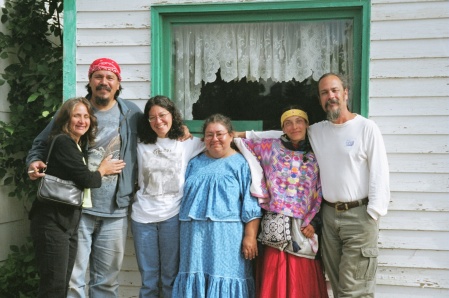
[237,138,322,226]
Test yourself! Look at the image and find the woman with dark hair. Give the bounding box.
[234,106,328,297]
[29,97,125,298]
[173,114,262,298]
[131,95,204,298]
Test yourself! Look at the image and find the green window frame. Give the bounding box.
[63,0,76,101]
[151,0,371,116]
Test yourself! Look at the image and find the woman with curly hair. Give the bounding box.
[131,95,204,298]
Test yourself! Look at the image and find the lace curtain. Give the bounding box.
[173,20,353,119]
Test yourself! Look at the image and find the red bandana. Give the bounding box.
[88,58,122,81]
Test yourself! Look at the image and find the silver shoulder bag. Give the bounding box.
[36,134,84,207]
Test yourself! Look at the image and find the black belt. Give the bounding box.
[323,198,368,211]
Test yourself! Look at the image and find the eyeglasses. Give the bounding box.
[204,131,229,140]
[148,112,170,123]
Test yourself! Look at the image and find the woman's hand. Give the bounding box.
[97,155,126,176]
[27,160,46,180]
[242,218,260,260]
[242,235,258,260]
[233,131,246,138]
[179,125,192,141]
[301,224,315,239]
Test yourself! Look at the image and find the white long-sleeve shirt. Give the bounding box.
[246,115,390,220]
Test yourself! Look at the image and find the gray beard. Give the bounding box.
[94,96,110,107]
[327,108,341,122]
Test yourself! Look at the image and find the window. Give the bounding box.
[151,1,370,124]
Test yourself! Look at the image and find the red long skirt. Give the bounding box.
[256,246,329,298]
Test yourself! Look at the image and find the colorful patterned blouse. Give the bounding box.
[238,138,322,226]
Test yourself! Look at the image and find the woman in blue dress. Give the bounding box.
[173,114,262,298]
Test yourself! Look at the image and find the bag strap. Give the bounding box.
[42,134,63,173]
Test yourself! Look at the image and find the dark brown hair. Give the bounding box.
[138,95,185,144]
[201,114,234,135]
[317,72,349,92]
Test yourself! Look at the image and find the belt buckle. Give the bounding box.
[335,202,349,212]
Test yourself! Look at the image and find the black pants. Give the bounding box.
[30,203,81,298]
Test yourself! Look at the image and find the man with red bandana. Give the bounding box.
[27,58,142,298]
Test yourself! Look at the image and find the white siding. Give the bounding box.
[370,0,449,296]
[76,0,152,113]
[74,0,449,297]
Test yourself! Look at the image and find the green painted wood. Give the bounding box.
[152,1,367,15]
[151,0,370,117]
[184,120,263,137]
[360,1,371,117]
[63,0,76,101]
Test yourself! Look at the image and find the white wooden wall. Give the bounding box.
[74,0,449,297]
[370,0,449,296]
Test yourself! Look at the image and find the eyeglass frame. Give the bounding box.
[204,131,229,140]
[148,112,170,123]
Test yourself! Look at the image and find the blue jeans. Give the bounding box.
[131,215,180,298]
[67,214,128,298]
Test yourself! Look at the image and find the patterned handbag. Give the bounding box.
[257,211,290,250]
[258,211,318,259]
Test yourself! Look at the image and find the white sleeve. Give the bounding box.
[246,130,282,139]
[365,123,390,220]
[184,137,205,160]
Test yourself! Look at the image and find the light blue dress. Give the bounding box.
[173,152,262,298]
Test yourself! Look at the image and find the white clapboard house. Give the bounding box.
[0,0,448,297]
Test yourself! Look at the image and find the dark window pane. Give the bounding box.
[193,70,326,130]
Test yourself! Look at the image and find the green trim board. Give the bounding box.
[184,120,263,137]
[63,0,76,101]
[151,0,370,116]
[359,1,371,117]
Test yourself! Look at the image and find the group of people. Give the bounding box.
[26,57,390,298]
